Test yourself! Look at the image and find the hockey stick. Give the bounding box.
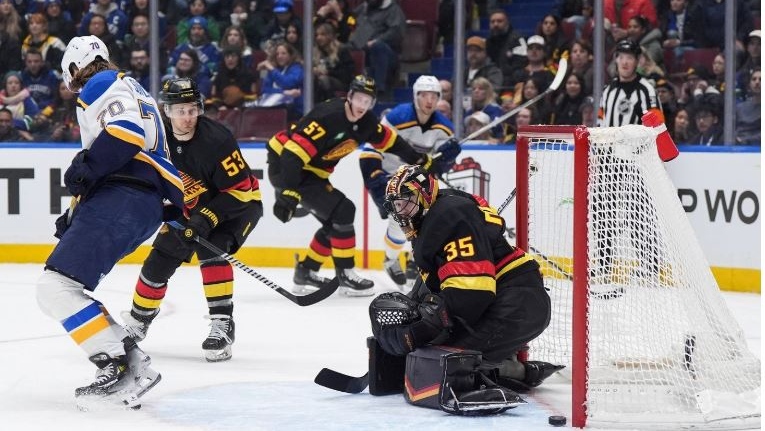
[460,53,568,144]
[314,368,369,394]
[167,221,338,306]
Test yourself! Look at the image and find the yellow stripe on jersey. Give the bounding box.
[69,314,110,345]
[441,275,496,293]
[106,124,144,148]
[432,124,454,135]
[76,98,89,109]
[393,120,418,130]
[283,141,312,164]
[359,151,383,161]
[133,152,184,190]
[303,164,331,178]
[495,254,534,280]
[227,188,262,202]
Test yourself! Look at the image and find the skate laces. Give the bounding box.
[205,315,233,342]
[94,360,122,387]
[342,268,367,283]
[121,311,149,340]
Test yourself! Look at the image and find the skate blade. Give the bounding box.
[341,287,375,297]
[204,345,232,362]
[75,389,142,412]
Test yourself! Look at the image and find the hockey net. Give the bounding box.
[515,125,760,429]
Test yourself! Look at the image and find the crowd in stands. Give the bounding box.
[0,0,758,145]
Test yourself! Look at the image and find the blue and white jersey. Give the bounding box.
[76,70,184,207]
[361,103,454,174]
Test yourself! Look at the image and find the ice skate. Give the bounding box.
[293,257,336,294]
[122,337,162,399]
[203,314,235,362]
[75,353,140,411]
[121,310,156,342]
[337,268,375,297]
[384,257,407,286]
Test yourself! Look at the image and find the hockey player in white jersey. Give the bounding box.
[359,75,460,286]
[35,35,184,410]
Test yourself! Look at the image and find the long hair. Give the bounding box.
[0,3,22,42]
[69,59,118,92]
[313,23,340,66]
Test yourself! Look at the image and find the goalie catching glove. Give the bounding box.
[273,189,301,223]
[370,292,452,356]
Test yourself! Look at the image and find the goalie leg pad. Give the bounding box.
[367,336,406,396]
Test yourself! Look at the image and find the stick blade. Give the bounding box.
[295,277,339,306]
[314,368,369,394]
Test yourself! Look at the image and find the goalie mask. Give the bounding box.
[383,164,439,238]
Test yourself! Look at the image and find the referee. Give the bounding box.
[593,39,663,284]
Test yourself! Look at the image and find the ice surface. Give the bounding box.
[0,264,759,431]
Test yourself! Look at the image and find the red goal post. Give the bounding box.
[515,125,760,429]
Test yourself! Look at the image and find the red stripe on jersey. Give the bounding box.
[495,248,525,269]
[370,125,394,151]
[330,236,356,249]
[310,238,332,256]
[201,263,233,285]
[275,131,289,143]
[291,133,319,158]
[473,194,489,207]
[135,279,167,299]
[438,260,495,280]
[220,176,259,193]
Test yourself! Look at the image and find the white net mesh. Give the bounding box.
[522,125,760,429]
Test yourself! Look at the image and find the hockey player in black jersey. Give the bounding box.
[267,75,460,296]
[368,165,561,398]
[122,78,263,362]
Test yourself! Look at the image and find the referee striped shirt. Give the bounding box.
[597,77,660,127]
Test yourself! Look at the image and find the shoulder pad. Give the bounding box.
[79,70,119,106]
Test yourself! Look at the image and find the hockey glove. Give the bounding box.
[434,137,462,173]
[63,150,94,197]
[410,293,453,346]
[182,209,218,242]
[273,189,301,223]
[54,209,71,239]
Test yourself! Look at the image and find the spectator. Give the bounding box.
[22,13,65,71]
[237,0,274,49]
[677,65,714,106]
[32,80,79,142]
[569,39,594,95]
[176,0,221,45]
[671,107,690,142]
[499,89,515,112]
[0,107,27,141]
[626,15,663,71]
[465,77,504,141]
[436,99,451,120]
[552,72,586,125]
[254,40,304,116]
[688,93,724,145]
[654,78,678,131]
[579,95,596,127]
[314,0,356,44]
[20,49,58,108]
[79,0,128,41]
[637,46,665,78]
[465,36,503,90]
[0,1,23,78]
[537,14,568,64]
[312,22,355,103]
[262,0,301,49]
[126,0,167,38]
[125,46,152,92]
[486,9,527,84]
[348,0,405,99]
[658,0,696,57]
[219,25,254,69]
[604,0,657,42]
[689,0,753,51]
[439,79,453,105]
[285,22,302,54]
[43,0,75,44]
[124,13,168,71]
[0,70,39,135]
[504,106,538,144]
[735,66,760,145]
[212,48,257,109]
[164,49,213,99]
[169,16,221,74]
[519,75,551,123]
[464,110,495,143]
[560,0,594,40]
[85,13,126,68]
[509,36,555,103]
[710,53,727,94]
[737,30,760,98]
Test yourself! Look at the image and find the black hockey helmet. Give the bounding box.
[349,74,377,98]
[614,39,641,58]
[159,77,204,108]
[383,164,439,238]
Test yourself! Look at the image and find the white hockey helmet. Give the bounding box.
[61,35,111,92]
[412,75,442,110]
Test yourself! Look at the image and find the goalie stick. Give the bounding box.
[314,368,369,394]
[167,221,338,306]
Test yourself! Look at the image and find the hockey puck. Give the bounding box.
[548,415,566,426]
